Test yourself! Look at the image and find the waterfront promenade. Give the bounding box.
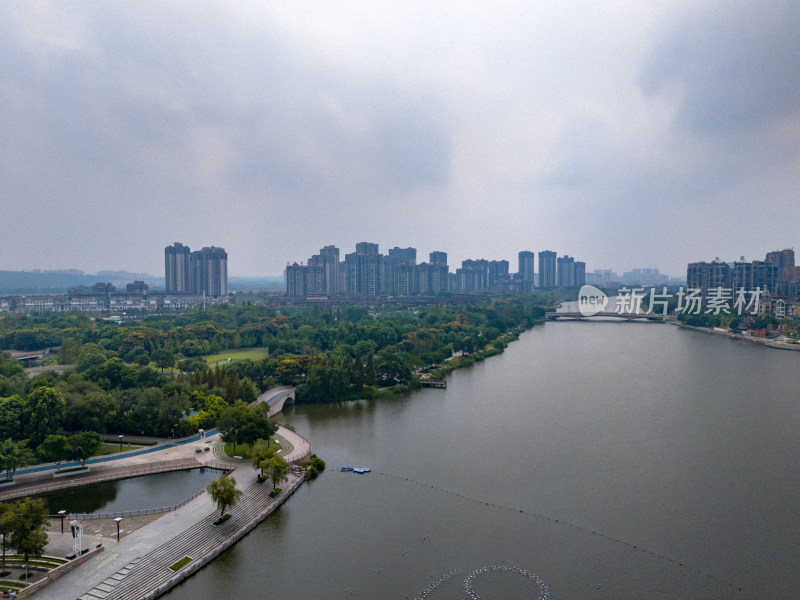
[34,424,311,599]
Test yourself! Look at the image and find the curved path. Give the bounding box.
[36,425,311,599]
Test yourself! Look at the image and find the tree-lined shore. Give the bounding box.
[0,294,560,479]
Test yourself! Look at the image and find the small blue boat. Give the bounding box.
[340,467,354,472]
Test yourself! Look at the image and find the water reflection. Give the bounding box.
[37,468,220,514]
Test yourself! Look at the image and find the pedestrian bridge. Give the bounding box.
[546,311,667,322]
[253,385,296,417]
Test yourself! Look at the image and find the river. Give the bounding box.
[162,321,800,599]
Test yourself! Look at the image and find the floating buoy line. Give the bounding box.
[377,471,743,598]
[411,564,550,600]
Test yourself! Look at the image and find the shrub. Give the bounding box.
[309,455,326,472]
[212,513,232,526]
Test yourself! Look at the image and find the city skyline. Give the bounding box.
[1,3,798,278]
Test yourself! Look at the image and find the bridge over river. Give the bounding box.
[546,311,667,322]
[253,385,296,417]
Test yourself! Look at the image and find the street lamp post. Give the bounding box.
[118,435,124,451]
[114,517,122,542]
[58,510,66,534]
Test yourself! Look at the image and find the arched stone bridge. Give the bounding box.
[253,385,296,417]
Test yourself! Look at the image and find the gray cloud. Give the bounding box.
[639,1,800,136]
[0,2,798,278]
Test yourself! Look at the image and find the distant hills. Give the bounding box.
[0,270,284,294]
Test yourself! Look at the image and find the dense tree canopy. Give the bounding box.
[0,294,559,465]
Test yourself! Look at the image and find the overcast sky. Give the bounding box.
[1,1,799,278]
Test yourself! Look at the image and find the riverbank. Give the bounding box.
[668,319,771,346]
[28,425,312,599]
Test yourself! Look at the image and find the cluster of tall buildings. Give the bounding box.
[286,244,587,298]
[165,242,228,297]
[287,244,450,297]
[687,249,799,297]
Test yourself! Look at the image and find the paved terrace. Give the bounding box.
[33,425,311,600]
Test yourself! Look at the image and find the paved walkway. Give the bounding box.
[32,426,310,599]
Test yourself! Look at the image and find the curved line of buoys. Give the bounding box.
[411,563,550,600]
[377,471,743,596]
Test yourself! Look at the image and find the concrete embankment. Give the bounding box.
[36,426,312,599]
[668,320,770,346]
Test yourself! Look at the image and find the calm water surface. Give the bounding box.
[163,322,800,599]
[37,469,219,514]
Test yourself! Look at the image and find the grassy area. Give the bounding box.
[223,437,281,458]
[204,347,268,367]
[102,438,158,446]
[169,556,192,571]
[0,580,25,589]
[2,558,64,568]
[96,442,144,456]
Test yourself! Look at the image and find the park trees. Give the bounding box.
[9,497,49,562]
[37,434,69,472]
[64,390,118,433]
[0,394,27,440]
[66,431,102,467]
[0,438,35,481]
[252,439,290,490]
[218,401,249,455]
[238,406,277,454]
[0,502,13,567]
[26,386,66,445]
[262,454,289,492]
[207,475,243,518]
[152,349,175,374]
[219,402,276,455]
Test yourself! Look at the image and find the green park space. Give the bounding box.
[203,347,268,367]
[0,295,561,484]
[96,442,144,456]
[222,437,280,458]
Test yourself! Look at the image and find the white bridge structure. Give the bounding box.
[545,311,666,322]
[253,385,296,417]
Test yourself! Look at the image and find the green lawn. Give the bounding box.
[169,556,192,571]
[204,347,268,367]
[223,437,281,458]
[95,442,144,456]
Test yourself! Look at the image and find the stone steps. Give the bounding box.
[77,473,303,600]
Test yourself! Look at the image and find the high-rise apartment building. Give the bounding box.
[309,245,340,295]
[538,251,557,289]
[557,255,575,287]
[488,260,510,287]
[518,251,535,281]
[190,246,228,297]
[165,242,191,293]
[345,242,383,296]
[429,251,447,265]
[574,261,586,287]
[687,260,731,292]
